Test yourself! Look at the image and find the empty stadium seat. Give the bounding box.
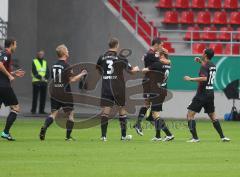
[192,43,206,54]
[180,11,194,24]
[229,12,240,25]
[162,11,178,24]
[213,11,227,25]
[201,26,217,41]
[175,0,190,8]
[225,44,240,55]
[224,0,238,9]
[218,26,233,41]
[184,26,200,41]
[207,0,222,8]
[209,43,224,54]
[191,0,205,8]
[196,11,211,24]
[234,27,240,41]
[156,0,173,8]
[163,42,175,53]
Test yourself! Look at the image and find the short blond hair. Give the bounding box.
[56,44,67,58]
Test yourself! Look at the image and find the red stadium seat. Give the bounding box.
[192,43,206,54]
[224,0,238,9]
[184,26,200,41]
[225,44,240,55]
[163,42,175,53]
[233,27,240,41]
[180,11,194,24]
[175,0,190,8]
[207,0,222,8]
[213,11,227,25]
[201,26,217,41]
[156,0,173,8]
[229,12,240,25]
[191,0,205,8]
[218,26,233,41]
[209,43,223,54]
[162,11,178,24]
[196,11,211,24]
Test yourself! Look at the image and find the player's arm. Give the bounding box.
[0,61,14,81]
[129,66,140,74]
[184,76,207,82]
[69,69,88,83]
[11,69,25,78]
[96,56,103,75]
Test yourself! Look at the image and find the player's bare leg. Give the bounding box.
[39,110,58,140]
[1,104,20,141]
[119,107,132,141]
[208,112,230,142]
[187,110,200,143]
[100,107,111,141]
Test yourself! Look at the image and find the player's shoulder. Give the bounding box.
[0,50,9,61]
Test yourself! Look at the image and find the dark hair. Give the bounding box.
[204,48,214,60]
[108,38,119,49]
[5,38,16,48]
[151,37,162,46]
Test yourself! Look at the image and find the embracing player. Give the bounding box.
[0,38,25,141]
[39,44,87,141]
[133,37,173,141]
[184,48,230,143]
[96,38,139,141]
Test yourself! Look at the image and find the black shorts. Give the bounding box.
[100,93,125,107]
[0,87,18,106]
[50,98,74,112]
[187,95,215,114]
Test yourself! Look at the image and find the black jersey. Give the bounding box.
[97,51,132,96]
[197,61,216,96]
[149,61,171,88]
[51,60,72,92]
[0,49,12,88]
[143,49,159,68]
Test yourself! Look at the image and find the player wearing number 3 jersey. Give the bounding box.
[184,48,230,143]
[96,38,140,141]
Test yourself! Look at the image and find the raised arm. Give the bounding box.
[69,69,88,83]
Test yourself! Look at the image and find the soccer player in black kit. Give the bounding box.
[134,37,173,141]
[0,38,25,141]
[39,44,87,141]
[184,48,230,143]
[97,38,140,141]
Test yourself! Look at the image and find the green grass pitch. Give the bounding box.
[0,119,239,177]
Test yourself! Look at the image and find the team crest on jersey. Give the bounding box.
[4,56,8,61]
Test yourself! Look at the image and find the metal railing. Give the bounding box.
[157,29,240,55]
[108,0,156,45]
[0,17,7,40]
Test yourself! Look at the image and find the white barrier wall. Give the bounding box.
[0,0,8,21]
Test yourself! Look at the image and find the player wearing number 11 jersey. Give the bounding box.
[39,44,87,141]
[184,48,230,143]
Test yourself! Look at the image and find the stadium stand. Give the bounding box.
[109,0,240,55]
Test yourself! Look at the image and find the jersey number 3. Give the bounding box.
[106,60,114,75]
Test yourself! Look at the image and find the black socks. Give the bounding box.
[119,116,127,137]
[213,120,225,138]
[137,107,147,125]
[43,116,54,129]
[66,120,74,139]
[4,112,17,134]
[101,116,108,137]
[188,120,198,139]
[155,118,172,138]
